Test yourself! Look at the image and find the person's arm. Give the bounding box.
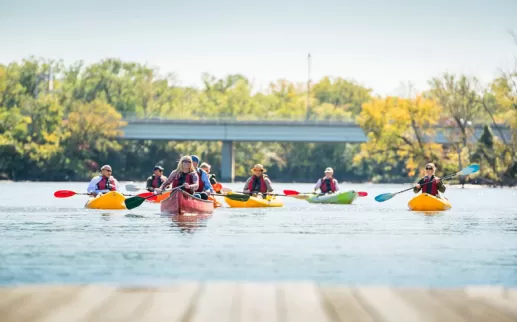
[243,178,251,193]
[189,172,199,191]
[87,177,101,194]
[437,179,446,193]
[162,176,171,189]
[413,178,424,193]
[159,170,176,191]
[202,172,214,193]
[112,178,120,191]
[265,177,274,192]
[334,179,340,191]
[313,179,321,192]
[146,176,154,192]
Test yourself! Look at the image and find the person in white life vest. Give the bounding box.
[87,165,120,196]
[313,167,340,194]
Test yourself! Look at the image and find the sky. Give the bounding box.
[1,0,517,95]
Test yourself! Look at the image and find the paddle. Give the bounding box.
[53,190,154,198]
[124,186,184,210]
[214,193,252,202]
[283,190,368,197]
[374,164,480,203]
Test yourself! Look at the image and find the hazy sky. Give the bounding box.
[1,0,516,95]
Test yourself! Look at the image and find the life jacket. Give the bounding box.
[97,176,116,191]
[208,173,217,185]
[195,169,205,192]
[421,176,439,196]
[320,177,336,193]
[150,175,164,189]
[248,175,267,193]
[172,172,195,194]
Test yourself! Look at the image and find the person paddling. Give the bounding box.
[155,156,199,195]
[87,165,120,196]
[243,164,274,197]
[313,167,340,194]
[146,165,169,192]
[191,155,214,200]
[413,163,446,197]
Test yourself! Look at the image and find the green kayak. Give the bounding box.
[306,190,358,204]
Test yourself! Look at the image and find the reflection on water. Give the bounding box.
[0,182,516,286]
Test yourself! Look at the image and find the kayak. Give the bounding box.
[161,189,214,215]
[306,190,357,204]
[224,193,283,208]
[85,191,127,210]
[408,193,452,211]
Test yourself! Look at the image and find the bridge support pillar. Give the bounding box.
[221,140,235,182]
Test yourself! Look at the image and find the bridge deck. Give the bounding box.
[1,282,516,321]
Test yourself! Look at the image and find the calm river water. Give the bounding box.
[0,181,516,287]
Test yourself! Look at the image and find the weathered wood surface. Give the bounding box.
[0,283,516,321]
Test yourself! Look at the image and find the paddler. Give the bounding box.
[155,156,199,195]
[145,165,169,192]
[413,163,446,197]
[313,167,340,194]
[191,155,214,200]
[200,162,221,193]
[87,165,120,196]
[243,164,274,196]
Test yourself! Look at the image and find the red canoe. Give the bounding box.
[160,189,215,215]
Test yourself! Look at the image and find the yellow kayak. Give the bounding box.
[85,191,127,210]
[224,194,284,208]
[408,193,451,211]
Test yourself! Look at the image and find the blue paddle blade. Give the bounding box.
[459,164,480,176]
[374,193,394,202]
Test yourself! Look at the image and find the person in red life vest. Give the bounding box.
[243,164,274,197]
[413,163,446,197]
[146,165,169,192]
[87,164,120,196]
[155,156,199,195]
[190,155,214,200]
[313,167,340,194]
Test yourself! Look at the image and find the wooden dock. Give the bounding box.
[1,282,516,321]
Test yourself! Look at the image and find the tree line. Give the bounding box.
[0,54,516,185]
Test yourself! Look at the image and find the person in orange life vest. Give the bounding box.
[413,163,446,197]
[87,164,120,196]
[155,156,199,195]
[191,155,214,200]
[146,165,169,192]
[313,167,340,194]
[243,164,274,196]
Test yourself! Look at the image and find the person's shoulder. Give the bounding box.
[146,175,153,180]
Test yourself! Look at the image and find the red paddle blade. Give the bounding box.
[137,192,154,198]
[283,190,300,195]
[357,191,368,197]
[54,190,77,198]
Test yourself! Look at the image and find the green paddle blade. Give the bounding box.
[374,193,394,202]
[458,164,480,176]
[124,195,149,210]
[223,194,251,202]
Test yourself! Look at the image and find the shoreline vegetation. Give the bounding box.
[0,53,516,185]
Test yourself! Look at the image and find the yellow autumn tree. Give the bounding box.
[354,95,443,178]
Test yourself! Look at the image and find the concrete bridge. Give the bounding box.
[120,118,512,182]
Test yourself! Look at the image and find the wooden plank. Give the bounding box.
[354,287,425,322]
[393,288,467,322]
[277,282,330,322]
[238,283,278,322]
[430,289,516,322]
[1,285,83,322]
[464,286,517,320]
[83,287,152,322]
[136,283,200,322]
[188,282,239,322]
[33,285,117,322]
[319,286,375,322]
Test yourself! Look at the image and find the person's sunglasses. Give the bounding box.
[425,167,433,170]
[182,160,191,163]
[104,170,112,172]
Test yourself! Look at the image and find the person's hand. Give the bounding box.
[415,184,421,189]
[434,177,441,183]
[154,188,163,195]
[183,183,191,189]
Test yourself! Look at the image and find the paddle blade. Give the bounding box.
[125,183,141,192]
[212,183,222,191]
[124,196,148,210]
[224,194,251,202]
[357,191,368,197]
[374,193,394,202]
[54,190,77,198]
[137,192,155,198]
[283,190,300,195]
[458,164,480,176]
